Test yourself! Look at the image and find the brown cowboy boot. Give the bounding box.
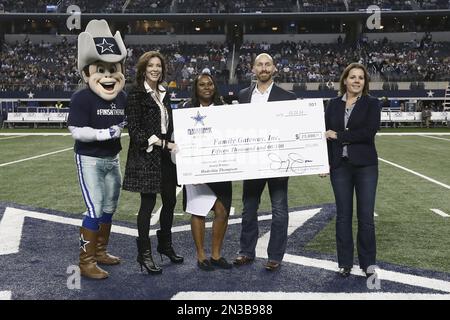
[79,227,109,279]
[96,223,120,265]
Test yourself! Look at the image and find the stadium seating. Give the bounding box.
[2,0,448,13]
[2,37,450,93]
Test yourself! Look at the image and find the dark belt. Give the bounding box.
[341,156,349,161]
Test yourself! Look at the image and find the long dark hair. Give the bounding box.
[190,73,224,107]
[339,62,370,96]
[135,51,166,91]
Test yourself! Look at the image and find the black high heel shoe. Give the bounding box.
[338,267,352,278]
[136,238,162,275]
[156,230,184,264]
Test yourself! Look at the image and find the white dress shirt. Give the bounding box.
[144,81,168,153]
[251,81,274,104]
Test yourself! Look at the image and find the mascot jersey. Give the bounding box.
[68,88,126,157]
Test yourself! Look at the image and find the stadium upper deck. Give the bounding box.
[1,0,449,13]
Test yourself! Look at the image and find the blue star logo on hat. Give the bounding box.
[191,111,207,126]
[96,38,115,54]
[79,234,90,252]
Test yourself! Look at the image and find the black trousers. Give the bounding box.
[137,150,177,238]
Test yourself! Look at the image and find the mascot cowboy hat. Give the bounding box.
[77,19,127,75]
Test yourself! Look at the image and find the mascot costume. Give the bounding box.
[68,19,127,279]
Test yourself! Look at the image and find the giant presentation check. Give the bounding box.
[172,99,329,184]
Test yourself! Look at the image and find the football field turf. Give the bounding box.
[0,129,449,274]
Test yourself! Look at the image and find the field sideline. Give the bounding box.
[0,129,449,274]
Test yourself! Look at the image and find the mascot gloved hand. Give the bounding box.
[67,19,127,280]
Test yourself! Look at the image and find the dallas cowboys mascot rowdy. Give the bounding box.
[68,20,127,279]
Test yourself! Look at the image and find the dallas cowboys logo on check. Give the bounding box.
[191,111,207,126]
[187,111,212,135]
[94,37,121,55]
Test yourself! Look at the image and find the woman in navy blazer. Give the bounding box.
[324,63,381,278]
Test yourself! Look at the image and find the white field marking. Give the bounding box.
[0,136,26,141]
[420,135,450,142]
[150,186,183,224]
[162,213,274,234]
[378,157,450,190]
[0,133,129,136]
[0,208,276,255]
[376,133,450,136]
[171,292,450,300]
[0,291,12,300]
[1,132,448,137]
[282,254,450,293]
[229,206,235,216]
[430,209,449,218]
[374,212,378,217]
[0,133,72,136]
[3,207,450,294]
[255,208,321,259]
[0,207,138,255]
[0,147,73,167]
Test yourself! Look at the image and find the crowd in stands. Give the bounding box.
[236,37,450,84]
[1,0,124,13]
[125,0,172,13]
[0,39,230,92]
[176,0,296,13]
[1,0,449,13]
[1,35,450,92]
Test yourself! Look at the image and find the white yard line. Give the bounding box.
[378,157,450,190]
[419,135,450,142]
[0,147,73,167]
[0,136,27,141]
[430,209,449,218]
[0,133,72,136]
[281,254,450,293]
[171,292,450,300]
[0,291,12,300]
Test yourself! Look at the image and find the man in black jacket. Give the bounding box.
[233,53,297,271]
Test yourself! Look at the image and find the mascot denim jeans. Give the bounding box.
[75,154,122,219]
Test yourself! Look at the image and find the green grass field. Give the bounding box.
[1,128,449,273]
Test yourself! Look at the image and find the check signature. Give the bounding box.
[267,152,310,173]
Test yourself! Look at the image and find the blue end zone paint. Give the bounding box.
[0,202,449,299]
